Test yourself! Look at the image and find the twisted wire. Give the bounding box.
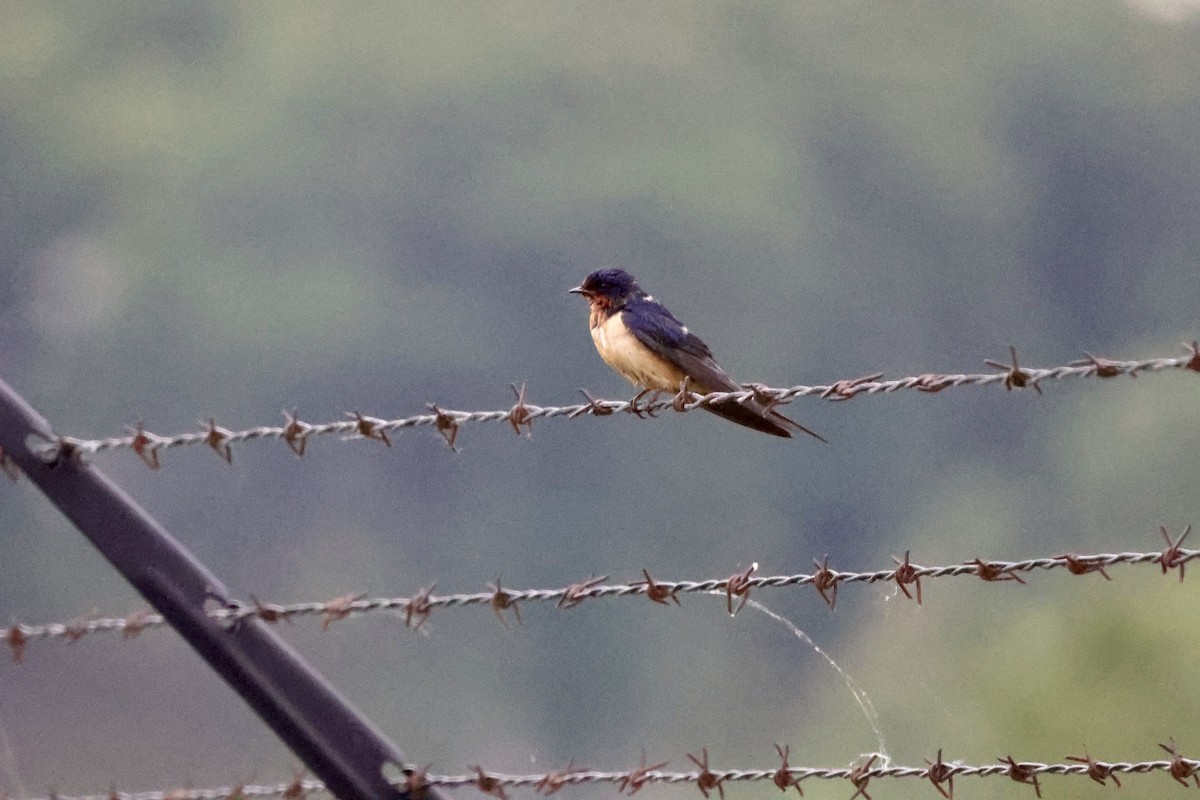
[5,545,1193,652]
[8,753,1198,800]
[22,348,1196,462]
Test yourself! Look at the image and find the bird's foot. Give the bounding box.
[672,377,695,413]
[627,389,663,418]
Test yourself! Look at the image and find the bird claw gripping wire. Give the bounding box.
[673,377,695,413]
[627,389,663,418]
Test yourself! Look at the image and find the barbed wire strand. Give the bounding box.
[5,535,1192,658]
[20,345,1199,465]
[9,745,1200,800]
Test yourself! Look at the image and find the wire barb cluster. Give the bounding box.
[9,743,1200,800]
[3,536,1194,659]
[17,346,1197,466]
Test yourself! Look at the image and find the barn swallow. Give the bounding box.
[569,269,824,440]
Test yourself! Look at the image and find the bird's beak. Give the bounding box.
[568,285,586,295]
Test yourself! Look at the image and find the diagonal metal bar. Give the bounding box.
[0,377,435,800]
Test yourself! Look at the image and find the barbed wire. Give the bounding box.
[13,345,1197,468]
[10,741,1200,800]
[4,530,1192,660]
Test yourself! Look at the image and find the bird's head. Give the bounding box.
[569,269,642,309]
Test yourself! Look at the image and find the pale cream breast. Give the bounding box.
[590,311,685,391]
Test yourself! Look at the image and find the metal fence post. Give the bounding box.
[0,378,438,800]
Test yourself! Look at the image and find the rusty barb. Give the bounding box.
[11,743,1200,800]
[4,534,1195,657]
[15,345,1196,466]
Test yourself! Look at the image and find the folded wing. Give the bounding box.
[623,299,825,441]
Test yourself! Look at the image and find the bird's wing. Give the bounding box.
[623,298,826,442]
[622,299,741,392]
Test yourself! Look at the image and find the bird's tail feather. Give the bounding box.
[702,399,826,442]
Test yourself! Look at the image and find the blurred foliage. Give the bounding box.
[1,3,1198,798]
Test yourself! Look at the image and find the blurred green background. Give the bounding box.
[2,2,1199,799]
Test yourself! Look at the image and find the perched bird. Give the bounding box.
[569,268,824,440]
